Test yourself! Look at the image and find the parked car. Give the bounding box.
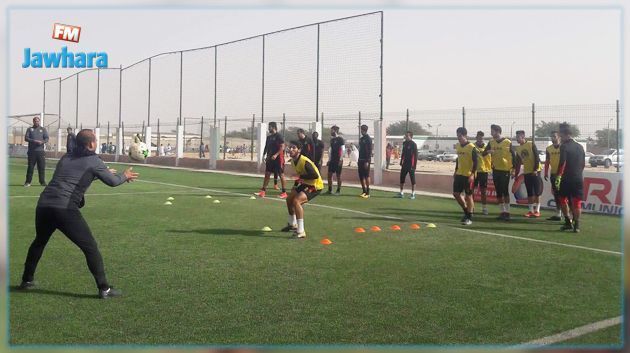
[418,150,438,161]
[437,151,458,162]
[584,152,594,166]
[589,149,623,168]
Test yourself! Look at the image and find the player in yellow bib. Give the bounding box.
[514,131,543,218]
[281,140,324,238]
[544,131,563,221]
[473,131,492,215]
[483,124,517,221]
[453,127,478,225]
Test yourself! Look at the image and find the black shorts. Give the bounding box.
[265,158,284,174]
[524,173,543,197]
[492,170,511,198]
[358,160,371,179]
[453,174,473,195]
[474,172,488,188]
[400,165,416,185]
[559,177,584,199]
[328,160,343,174]
[550,175,559,195]
[295,183,321,201]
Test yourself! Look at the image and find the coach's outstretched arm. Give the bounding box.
[93,161,138,186]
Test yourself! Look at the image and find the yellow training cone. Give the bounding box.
[205,195,213,199]
[426,223,437,228]
[261,226,272,232]
[390,225,401,231]
[167,197,174,201]
[370,226,381,232]
[163,201,172,205]
[249,196,256,200]
[213,200,221,204]
[320,238,332,245]
[354,227,366,233]
[410,224,421,230]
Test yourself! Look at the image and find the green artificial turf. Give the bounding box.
[7,158,623,346]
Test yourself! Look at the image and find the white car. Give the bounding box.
[584,152,594,166]
[437,152,458,162]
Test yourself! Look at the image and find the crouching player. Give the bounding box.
[282,141,324,238]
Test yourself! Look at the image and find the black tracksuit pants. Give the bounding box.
[22,207,109,290]
[25,150,46,184]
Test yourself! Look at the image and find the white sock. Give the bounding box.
[528,204,534,212]
[499,203,505,212]
[297,219,304,233]
[288,214,296,226]
[557,209,562,217]
[535,203,541,213]
[505,203,511,213]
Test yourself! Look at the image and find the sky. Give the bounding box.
[7,6,621,127]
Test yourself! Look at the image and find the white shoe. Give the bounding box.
[409,194,416,200]
[462,218,472,226]
[395,192,404,198]
[293,230,306,238]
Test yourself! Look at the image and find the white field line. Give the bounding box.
[516,316,622,347]
[10,190,203,198]
[137,179,621,257]
[452,227,622,256]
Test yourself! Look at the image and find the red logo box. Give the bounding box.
[52,23,81,43]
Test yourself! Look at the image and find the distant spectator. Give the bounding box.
[66,127,76,155]
[385,143,394,169]
[101,143,107,154]
[159,144,165,156]
[199,142,205,158]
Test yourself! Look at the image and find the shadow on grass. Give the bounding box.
[168,228,291,239]
[9,286,96,299]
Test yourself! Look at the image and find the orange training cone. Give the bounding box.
[354,227,366,233]
[390,225,401,231]
[410,224,421,230]
[370,226,381,232]
[320,238,332,245]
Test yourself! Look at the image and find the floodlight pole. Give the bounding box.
[462,107,466,129]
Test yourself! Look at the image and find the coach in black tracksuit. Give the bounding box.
[24,116,49,187]
[19,129,139,299]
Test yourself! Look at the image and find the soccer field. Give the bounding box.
[7,158,623,346]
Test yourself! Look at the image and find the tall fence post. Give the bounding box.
[42,80,46,126]
[96,68,101,128]
[321,112,324,136]
[58,77,61,130]
[531,103,536,144]
[148,58,152,127]
[358,111,362,142]
[316,24,320,123]
[282,113,286,138]
[616,99,620,173]
[405,109,409,131]
[261,35,265,124]
[214,46,218,127]
[462,106,466,129]
[223,116,228,160]
[75,73,79,129]
[251,114,255,161]
[157,119,160,155]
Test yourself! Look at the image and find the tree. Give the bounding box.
[594,128,623,149]
[534,121,580,138]
[386,120,432,136]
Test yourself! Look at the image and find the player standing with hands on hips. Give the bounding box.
[24,115,49,187]
[555,123,585,233]
[358,124,373,198]
[18,130,139,299]
[453,128,478,225]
